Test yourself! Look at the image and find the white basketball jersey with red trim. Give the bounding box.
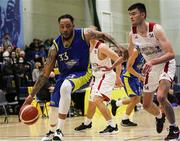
[90,41,113,77]
[131,22,165,61]
[131,22,176,92]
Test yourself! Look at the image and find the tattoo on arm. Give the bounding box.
[87,29,119,47]
[86,28,128,60]
[31,75,48,97]
[31,45,57,97]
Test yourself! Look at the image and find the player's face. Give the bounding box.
[129,8,145,26]
[59,18,74,40]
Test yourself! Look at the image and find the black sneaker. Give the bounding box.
[111,99,118,116]
[164,126,179,141]
[156,113,166,133]
[41,130,54,141]
[99,124,119,134]
[74,122,92,131]
[53,129,63,141]
[121,119,137,127]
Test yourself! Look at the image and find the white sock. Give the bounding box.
[156,112,162,119]
[116,100,122,106]
[50,125,57,132]
[122,114,129,120]
[84,117,92,125]
[107,119,115,128]
[170,123,176,127]
[49,107,58,132]
[58,118,65,131]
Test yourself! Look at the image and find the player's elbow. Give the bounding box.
[170,52,175,59]
[126,65,132,72]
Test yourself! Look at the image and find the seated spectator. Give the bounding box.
[32,62,41,83]
[0,46,4,62]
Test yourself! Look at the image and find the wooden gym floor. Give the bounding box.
[0,106,180,141]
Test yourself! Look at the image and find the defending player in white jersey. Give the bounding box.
[74,26,125,134]
[128,3,179,140]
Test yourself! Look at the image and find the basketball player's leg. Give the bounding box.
[94,96,112,121]
[125,96,140,115]
[94,95,118,134]
[157,79,174,123]
[94,73,118,134]
[143,92,166,133]
[41,78,63,141]
[74,100,95,131]
[86,101,96,119]
[121,96,140,126]
[157,79,179,140]
[143,92,160,116]
[54,71,92,140]
[121,78,141,126]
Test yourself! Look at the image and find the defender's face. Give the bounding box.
[129,8,145,26]
[59,18,74,39]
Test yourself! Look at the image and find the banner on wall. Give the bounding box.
[0,0,24,48]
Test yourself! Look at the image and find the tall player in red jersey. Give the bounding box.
[128,3,179,140]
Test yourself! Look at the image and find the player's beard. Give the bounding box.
[62,31,74,41]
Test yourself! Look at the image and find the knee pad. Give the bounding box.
[59,80,73,114]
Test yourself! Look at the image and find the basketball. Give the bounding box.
[19,105,39,125]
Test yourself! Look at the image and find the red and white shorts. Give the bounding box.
[89,71,116,102]
[143,59,176,93]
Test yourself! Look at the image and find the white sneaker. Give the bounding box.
[41,130,54,141]
[53,129,63,141]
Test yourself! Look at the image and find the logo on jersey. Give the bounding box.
[66,59,78,69]
[149,33,154,38]
[144,85,149,90]
[66,74,76,79]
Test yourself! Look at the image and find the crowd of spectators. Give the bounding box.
[0,33,54,109]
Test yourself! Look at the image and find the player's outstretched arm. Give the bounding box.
[84,28,127,57]
[127,48,145,82]
[24,44,57,105]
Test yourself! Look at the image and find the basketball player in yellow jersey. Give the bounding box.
[128,3,179,140]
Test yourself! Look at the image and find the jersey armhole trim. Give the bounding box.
[53,40,59,51]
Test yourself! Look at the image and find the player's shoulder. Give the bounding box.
[98,41,108,50]
[129,31,133,36]
[153,23,164,32]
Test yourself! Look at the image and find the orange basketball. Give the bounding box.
[20,105,39,125]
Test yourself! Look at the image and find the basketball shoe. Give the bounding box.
[99,124,118,134]
[164,126,179,141]
[121,119,137,127]
[41,130,54,141]
[156,113,166,133]
[53,129,63,141]
[74,122,92,131]
[111,99,118,116]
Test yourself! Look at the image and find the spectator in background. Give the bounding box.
[10,51,18,64]
[15,47,21,58]
[44,38,53,56]
[25,39,46,65]
[32,62,41,83]
[34,41,46,65]
[1,33,13,50]
[0,46,4,62]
